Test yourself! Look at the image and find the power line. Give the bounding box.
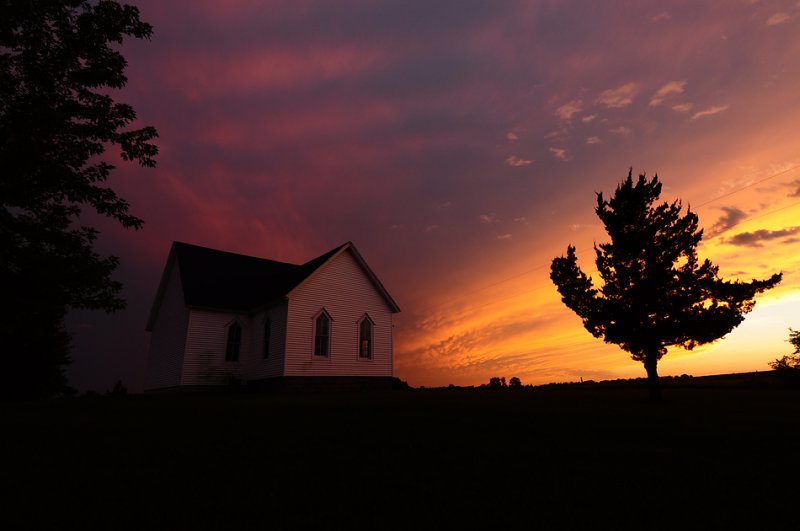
[695,164,800,209]
[706,199,800,237]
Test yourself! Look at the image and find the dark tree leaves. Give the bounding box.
[769,328,800,371]
[0,0,158,398]
[550,170,781,399]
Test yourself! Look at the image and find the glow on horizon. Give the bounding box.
[395,167,800,387]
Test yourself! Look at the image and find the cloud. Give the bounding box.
[672,103,694,113]
[586,136,602,145]
[652,10,671,22]
[161,46,386,98]
[69,0,800,391]
[406,315,548,362]
[479,213,499,224]
[544,127,568,141]
[555,100,583,120]
[725,227,800,247]
[505,155,533,167]
[650,80,687,106]
[549,147,569,161]
[496,233,512,240]
[596,83,637,108]
[608,126,631,135]
[709,206,747,236]
[766,13,791,26]
[788,179,800,197]
[691,104,729,120]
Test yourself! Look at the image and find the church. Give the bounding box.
[144,241,400,391]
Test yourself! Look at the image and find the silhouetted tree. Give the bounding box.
[769,328,800,371]
[550,170,781,400]
[107,379,128,397]
[1,1,157,398]
[509,376,522,388]
[489,376,507,389]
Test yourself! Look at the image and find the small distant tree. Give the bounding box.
[551,170,781,400]
[509,377,522,388]
[769,328,800,370]
[489,376,507,389]
[106,379,128,397]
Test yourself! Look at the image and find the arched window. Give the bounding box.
[314,312,331,357]
[263,318,271,359]
[225,322,242,362]
[359,316,373,359]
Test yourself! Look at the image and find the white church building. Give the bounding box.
[144,241,400,391]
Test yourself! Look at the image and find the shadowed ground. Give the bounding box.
[3,375,798,528]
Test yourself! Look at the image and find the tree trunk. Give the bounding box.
[643,355,661,401]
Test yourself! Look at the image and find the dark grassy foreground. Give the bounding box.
[3,377,800,529]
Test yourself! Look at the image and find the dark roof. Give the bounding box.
[173,241,348,312]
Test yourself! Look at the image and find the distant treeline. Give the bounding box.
[418,370,798,391]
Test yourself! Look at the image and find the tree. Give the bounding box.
[769,328,800,371]
[550,170,781,400]
[508,376,522,388]
[0,1,157,398]
[489,376,507,389]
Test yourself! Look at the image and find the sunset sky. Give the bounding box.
[67,0,800,392]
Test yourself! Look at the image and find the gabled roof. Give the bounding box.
[146,241,399,331]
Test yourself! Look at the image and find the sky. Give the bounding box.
[66,0,800,392]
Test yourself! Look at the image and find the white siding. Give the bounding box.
[246,302,288,380]
[284,250,394,377]
[144,263,190,390]
[182,310,252,386]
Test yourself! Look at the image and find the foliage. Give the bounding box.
[769,328,800,371]
[0,1,157,398]
[106,379,128,397]
[489,376,507,389]
[391,377,411,390]
[550,170,781,399]
[509,376,522,388]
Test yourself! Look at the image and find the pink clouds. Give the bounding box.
[596,83,638,108]
[649,80,686,106]
[555,100,583,120]
[766,12,791,26]
[199,100,399,148]
[691,104,730,121]
[159,46,387,100]
[64,0,800,392]
[505,155,533,167]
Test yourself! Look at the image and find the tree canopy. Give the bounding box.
[550,170,781,399]
[0,0,158,398]
[769,329,800,371]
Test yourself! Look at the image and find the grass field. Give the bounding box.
[4,376,799,529]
